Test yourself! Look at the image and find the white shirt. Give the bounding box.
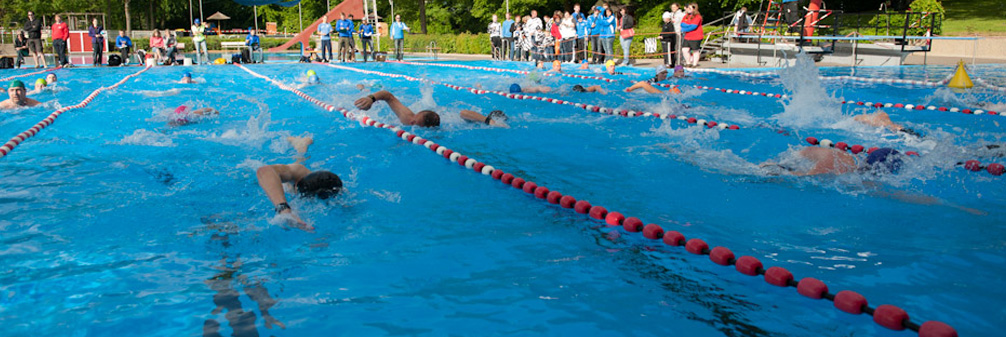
[560,17,576,39]
[489,22,502,37]
[526,17,543,33]
[671,10,685,34]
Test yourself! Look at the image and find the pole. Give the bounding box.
[299,3,303,31]
[507,0,509,14]
[391,0,395,22]
[373,0,380,51]
[198,0,204,23]
[188,0,193,25]
[254,6,258,32]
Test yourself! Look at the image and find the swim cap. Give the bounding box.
[296,170,343,199]
[174,105,187,114]
[605,59,615,68]
[662,11,673,20]
[307,75,320,84]
[655,65,667,74]
[306,70,317,76]
[572,84,586,92]
[674,65,685,72]
[488,110,508,121]
[183,72,191,78]
[865,148,903,173]
[9,80,25,89]
[35,78,46,87]
[509,84,522,93]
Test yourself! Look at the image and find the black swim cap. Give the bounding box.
[864,148,903,173]
[296,171,342,199]
[417,110,440,127]
[488,110,508,121]
[572,84,586,92]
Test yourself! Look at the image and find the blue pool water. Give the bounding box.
[0,58,1004,337]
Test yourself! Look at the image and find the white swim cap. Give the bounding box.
[662,12,672,20]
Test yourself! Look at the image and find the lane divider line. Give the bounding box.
[0,67,60,83]
[0,66,152,158]
[240,63,958,337]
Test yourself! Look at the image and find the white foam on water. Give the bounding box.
[118,129,176,147]
[772,53,843,129]
[205,110,288,150]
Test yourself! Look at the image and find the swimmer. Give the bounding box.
[305,70,320,85]
[256,136,343,231]
[460,109,509,128]
[624,81,681,94]
[762,147,903,176]
[672,65,686,78]
[26,78,47,94]
[853,111,921,137]
[168,105,218,126]
[353,90,441,127]
[45,73,57,85]
[571,84,606,94]
[355,82,384,91]
[547,60,562,73]
[605,59,623,75]
[509,83,551,94]
[178,72,194,84]
[0,80,41,109]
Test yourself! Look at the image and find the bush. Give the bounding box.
[866,0,945,36]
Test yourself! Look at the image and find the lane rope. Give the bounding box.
[324,62,740,130]
[237,63,959,337]
[0,67,60,82]
[0,66,152,158]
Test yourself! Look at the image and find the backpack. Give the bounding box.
[241,49,252,64]
[107,54,122,66]
[0,57,13,69]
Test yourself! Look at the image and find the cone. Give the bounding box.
[947,60,973,91]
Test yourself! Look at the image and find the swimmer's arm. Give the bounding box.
[191,108,217,115]
[460,109,508,128]
[587,85,607,94]
[625,81,661,93]
[373,90,417,124]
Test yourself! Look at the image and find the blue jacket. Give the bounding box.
[572,12,586,22]
[598,14,615,38]
[359,23,374,39]
[336,19,354,37]
[317,22,332,40]
[680,22,698,33]
[588,15,601,36]
[116,35,132,48]
[88,25,104,43]
[392,22,408,39]
[501,19,514,38]
[576,18,588,38]
[246,34,260,46]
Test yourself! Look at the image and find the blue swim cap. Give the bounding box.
[509,84,522,93]
[865,148,903,173]
[183,72,191,78]
[307,75,320,84]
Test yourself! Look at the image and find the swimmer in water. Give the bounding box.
[547,60,562,73]
[509,83,551,94]
[26,78,47,94]
[460,109,509,128]
[304,70,320,85]
[178,72,194,84]
[353,90,441,127]
[605,59,622,75]
[571,84,606,94]
[355,82,383,91]
[762,147,903,176]
[0,80,41,109]
[624,81,681,94]
[168,105,218,126]
[45,73,57,85]
[853,111,921,137]
[256,136,342,230]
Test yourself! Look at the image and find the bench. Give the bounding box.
[220,41,247,51]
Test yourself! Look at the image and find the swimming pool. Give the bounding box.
[0,57,1003,336]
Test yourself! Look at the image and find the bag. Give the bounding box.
[241,49,252,63]
[107,54,122,66]
[620,28,635,39]
[231,53,241,64]
[0,57,13,69]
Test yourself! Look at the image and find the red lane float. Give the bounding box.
[326,63,739,130]
[238,64,958,337]
[0,66,60,83]
[0,66,151,158]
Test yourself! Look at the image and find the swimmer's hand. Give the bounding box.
[490,119,510,128]
[277,210,314,232]
[354,94,378,110]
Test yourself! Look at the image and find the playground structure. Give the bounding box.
[268,0,382,55]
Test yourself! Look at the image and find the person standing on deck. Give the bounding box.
[192,19,209,65]
[391,15,410,61]
[317,15,333,62]
[51,15,70,67]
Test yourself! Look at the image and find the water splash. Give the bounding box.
[772,53,843,129]
[206,110,288,150]
[118,129,176,147]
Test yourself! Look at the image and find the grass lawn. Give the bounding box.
[942,0,1006,35]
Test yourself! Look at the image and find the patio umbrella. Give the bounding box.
[206,11,230,30]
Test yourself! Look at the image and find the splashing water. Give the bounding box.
[772,53,843,129]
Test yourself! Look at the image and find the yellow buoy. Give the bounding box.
[947,60,973,91]
[213,58,227,65]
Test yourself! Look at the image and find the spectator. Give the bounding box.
[598,7,616,63]
[782,0,799,32]
[516,17,530,61]
[489,14,502,60]
[192,19,209,65]
[358,20,374,62]
[731,7,751,35]
[523,15,538,62]
[588,7,602,64]
[619,6,635,65]
[391,15,410,61]
[660,11,677,67]
[526,10,543,45]
[150,30,165,63]
[670,3,685,66]
[163,30,178,65]
[560,12,576,63]
[13,31,30,69]
[347,14,358,61]
[51,15,70,67]
[336,13,355,62]
[501,13,515,61]
[510,15,522,60]
[116,30,133,65]
[680,3,704,68]
[572,4,586,22]
[246,27,262,63]
[549,12,562,61]
[317,15,333,62]
[88,19,105,66]
[575,11,588,63]
[23,11,46,68]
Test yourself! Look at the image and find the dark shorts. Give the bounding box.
[27,39,43,53]
[683,39,701,50]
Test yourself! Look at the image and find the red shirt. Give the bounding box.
[683,14,703,41]
[150,36,164,48]
[550,23,561,40]
[52,22,69,40]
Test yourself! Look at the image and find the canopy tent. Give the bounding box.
[206,11,230,31]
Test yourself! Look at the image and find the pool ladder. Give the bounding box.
[426,41,439,60]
